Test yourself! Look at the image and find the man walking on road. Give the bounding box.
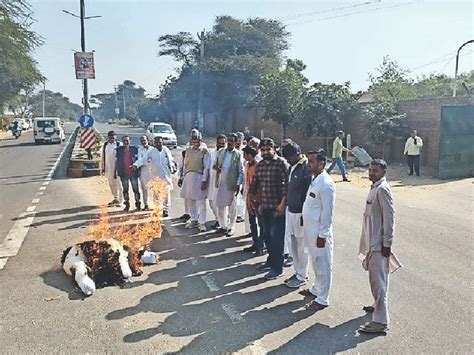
[102,131,123,206]
[208,134,227,229]
[134,136,176,217]
[115,136,141,212]
[137,136,153,211]
[404,130,423,176]
[326,130,351,182]
[179,132,210,232]
[249,138,288,280]
[358,159,402,334]
[300,150,336,311]
[282,142,312,288]
[214,133,244,236]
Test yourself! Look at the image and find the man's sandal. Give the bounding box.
[298,289,316,298]
[304,300,328,312]
[358,321,388,333]
[363,305,375,313]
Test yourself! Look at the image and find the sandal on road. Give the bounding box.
[298,289,316,298]
[363,305,375,313]
[358,321,388,334]
[304,300,328,312]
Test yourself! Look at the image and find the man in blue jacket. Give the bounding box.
[114,135,141,212]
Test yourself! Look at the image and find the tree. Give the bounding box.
[299,82,356,150]
[28,90,82,120]
[0,0,43,110]
[158,32,198,68]
[256,59,307,138]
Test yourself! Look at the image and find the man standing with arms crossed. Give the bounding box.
[249,138,288,280]
[300,150,336,311]
[102,131,123,207]
[358,159,401,334]
[404,129,423,176]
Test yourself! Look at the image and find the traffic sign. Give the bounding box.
[78,114,94,128]
[80,128,96,150]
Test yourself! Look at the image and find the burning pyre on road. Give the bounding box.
[61,178,167,296]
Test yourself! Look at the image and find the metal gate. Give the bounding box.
[438,105,474,179]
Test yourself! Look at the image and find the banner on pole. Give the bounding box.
[74,52,95,79]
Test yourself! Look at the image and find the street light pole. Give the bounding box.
[79,0,88,114]
[452,39,474,97]
[197,29,205,131]
[42,79,46,117]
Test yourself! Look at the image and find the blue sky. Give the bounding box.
[30,0,473,104]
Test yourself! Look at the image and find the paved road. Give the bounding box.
[0,124,472,353]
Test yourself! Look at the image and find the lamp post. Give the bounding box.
[62,1,101,113]
[452,39,474,97]
[42,79,46,117]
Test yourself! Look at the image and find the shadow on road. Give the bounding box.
[102,222,383,353]
[40,269,87,301]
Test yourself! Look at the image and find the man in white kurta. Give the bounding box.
[208,135,227,229]
[301,150,336,311]
[214,133,244,235]
[134,136,175,216]
[358,159,402,334]
[138,136,153,210]
[179,133,210,232]
[102,131,123,206]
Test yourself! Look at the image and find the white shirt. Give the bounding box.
[302,171,336,239]
[404,136,423,156]
[104,141,120,174]
[208,149,219,201]
[138,145,153,166]
[134,146,175,185]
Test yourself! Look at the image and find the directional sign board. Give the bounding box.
[78,114,94,128]
[80,128,96,150]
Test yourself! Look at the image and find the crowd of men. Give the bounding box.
[102,128,402,334]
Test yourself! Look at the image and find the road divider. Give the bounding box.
[67,127,104,178]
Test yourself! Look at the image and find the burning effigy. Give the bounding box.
[61,178,167,296]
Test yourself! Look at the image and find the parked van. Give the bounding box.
[33,117,65,144]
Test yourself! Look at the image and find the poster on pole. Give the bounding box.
[74,52,95,79]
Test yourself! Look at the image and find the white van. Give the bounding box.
[33,117,65,144]
[146,122,177,148]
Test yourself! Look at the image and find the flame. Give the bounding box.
[80,176,169,253]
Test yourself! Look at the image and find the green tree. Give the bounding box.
[28,90,82,120]
[256,59,307,138]
[299,82,356,150]
[0,0,43,110]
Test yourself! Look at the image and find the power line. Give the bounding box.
[280,1,376,22]
[284,2,415,27]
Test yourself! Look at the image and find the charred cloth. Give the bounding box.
[61,238,144,295]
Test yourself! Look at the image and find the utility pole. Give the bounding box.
[114,85,119,119]
[122,87,126,116]
[62,1,101,114]
[42,79,46,117]
[452,39,474,97]
[197,29,205,131]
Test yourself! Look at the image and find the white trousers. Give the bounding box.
[187,199,207,225]
[162,188,172,212]
[209,199,218,220]
[303,229,333,306]
[217,198,237,230]
[236,193,245,217]
[139,167,153,206]
[287,212,308,281]
[184,198,190,214]
[284,208,292,256]
[368,252,390,325]
[244,209,251,234]
[106,172,123,202]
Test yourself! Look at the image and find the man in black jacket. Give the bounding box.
[114,136,141,212]
[282,141,312,288]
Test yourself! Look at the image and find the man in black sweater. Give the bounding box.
[114,136,141,212]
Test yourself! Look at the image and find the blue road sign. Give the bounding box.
[78,114,94,128]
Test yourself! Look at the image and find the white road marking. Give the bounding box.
[36,191,44,196]
[0,212,36,258]
[190,257,198,266]
[0,258,8,270]
[201,274,220,292]
[221,303,244,324]
[39,186,46,191]
[0,132,73,269]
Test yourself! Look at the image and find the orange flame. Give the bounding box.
[81,177,169,254]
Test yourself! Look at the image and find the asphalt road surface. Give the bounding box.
[0,123,472,353]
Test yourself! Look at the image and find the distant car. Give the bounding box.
[108,119,113,125]
[17,119,29,130]
[146,122,177,148]
[33,117,65,144]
